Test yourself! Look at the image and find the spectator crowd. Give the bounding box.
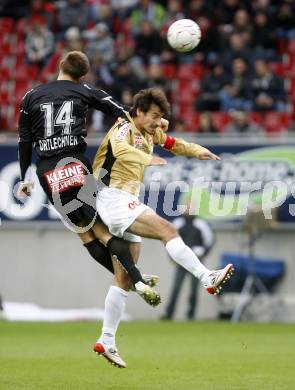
[0,0,295,135]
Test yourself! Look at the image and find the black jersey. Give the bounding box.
[19,80,126,158]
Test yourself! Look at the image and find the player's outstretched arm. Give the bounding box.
[153,128,220,161]
[18,94,34,195]
[197,148,220,161]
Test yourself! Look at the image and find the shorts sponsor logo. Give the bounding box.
[116,123,131,141]
[44,162,86,193]
[128,200,141,210]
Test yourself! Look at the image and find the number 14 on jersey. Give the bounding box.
[40,101,76,137]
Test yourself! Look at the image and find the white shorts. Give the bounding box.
[96,187,148,243]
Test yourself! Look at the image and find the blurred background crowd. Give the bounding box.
[0,0,295,135]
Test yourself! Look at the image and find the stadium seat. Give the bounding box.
[162,64,177,79]
[0,67,11,80]
[0,102,20,131]
[0,41,14,56]
[15,18,27,37]
[0,18,14,34]
[177,104,201,132]
[14,65,39,81]
[41,51,61,75]
[14,80,31,102]
[0,90,12,104]
[269,62,287,77]
[276,38,288,55]
[263,112,291,133]
[15,54,26,69]
[211,112,231,132]
[181,111,200,132]
[288,39,295,53]
[176,81,199,104]
[0,103,15,130]
[249,112,264,125]
[177,64,203,79]
[16,40,25,56]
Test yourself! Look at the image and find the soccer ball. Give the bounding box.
[167,19,201,53]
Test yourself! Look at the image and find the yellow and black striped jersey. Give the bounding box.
[93,113,207,196]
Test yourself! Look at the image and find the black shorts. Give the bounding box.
[36,152,101,228]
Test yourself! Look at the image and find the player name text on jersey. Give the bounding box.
[39,135,78,152]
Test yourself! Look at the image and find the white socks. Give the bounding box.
[166,237,209,281]
[100,285,128,347]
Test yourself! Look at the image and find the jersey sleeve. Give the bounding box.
[84,84,128,119]
[18,93,32,142]
[18,93,33,180]
[110,121,153,165]
[153,127,207,158]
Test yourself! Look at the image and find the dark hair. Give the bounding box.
[60,51,90,80]
[130,88,171,118]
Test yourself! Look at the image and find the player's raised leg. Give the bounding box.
[128,209,234,295]
[79,228,160,305]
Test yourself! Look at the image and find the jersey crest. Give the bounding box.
[116,122,131,141]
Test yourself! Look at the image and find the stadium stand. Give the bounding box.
[0,0,294,134]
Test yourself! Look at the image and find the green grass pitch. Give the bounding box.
[0,321,294,390]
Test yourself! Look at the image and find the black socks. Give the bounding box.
[107,237,144,285]
[84,239,114,273]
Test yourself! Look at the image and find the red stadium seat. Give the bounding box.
[290,78,295,95]
[286,64,295,79]
[0,67,11,80]
[276,38,288,55]
[14,80,31,102]
[269,62,287,77]
[263,112,291,133]
[181,111,200,132]
[177,63,203,79]
[288,52,295,67]
[0,103,15,130]
[288,39,295,53]
[15,54,25,69]
[0,104,9,129]
[0,18,14,34]
[14,65,39,81]
[16,40,25,56]
[175,79,199,104]
[41,51,61,75]
[162,64,177,79]
[0,90,10,104]
[15,18,27,37]
[211,112,231,132]
[249,112,264,125]
[0,41,14,56]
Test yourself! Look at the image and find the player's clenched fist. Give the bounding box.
[160,118,169,132]
[17,181,35,198]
